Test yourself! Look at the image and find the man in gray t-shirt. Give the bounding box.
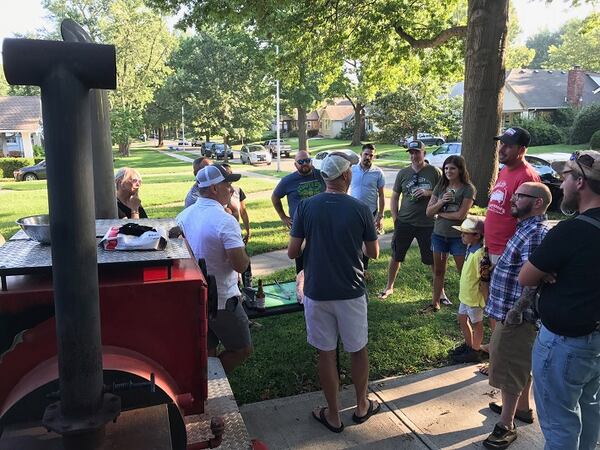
[379,140,441,300]
[289,151,380,433]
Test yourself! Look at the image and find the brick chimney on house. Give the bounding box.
[567,65,585,107]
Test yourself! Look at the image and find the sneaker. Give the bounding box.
[453,348,485,363]
[440,296,452,306]
[483,423,517,449]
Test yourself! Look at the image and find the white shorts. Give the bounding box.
[304,294,368,353]
[458,303,484,323]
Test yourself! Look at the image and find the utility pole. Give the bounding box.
[181,104,185,144]
[276,44,281,172]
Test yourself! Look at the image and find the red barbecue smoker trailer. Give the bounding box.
[0,20,244,450]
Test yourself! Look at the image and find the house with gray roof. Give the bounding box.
[451,67,600,127]
[0,96,42,158]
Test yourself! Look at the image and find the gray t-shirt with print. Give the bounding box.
[432,184,476,237]
[393,165,441,227]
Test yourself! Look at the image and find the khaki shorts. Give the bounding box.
[489,321,538,395]
[304,294,368,353]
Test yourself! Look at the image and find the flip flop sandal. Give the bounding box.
[420,304,440,314]
[312,407,344,433]
[378,290,393,299]
[478,363,490,376]
[489,402,534,424]
[352,399,382,424]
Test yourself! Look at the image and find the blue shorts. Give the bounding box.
[431,233,467,256]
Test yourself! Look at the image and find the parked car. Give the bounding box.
[240,144,272,165]
[191,138,202,147]
[312,149,357,171]
[263,139,292,158]
[178,139,190,146]
[427,142,567,210]
[426,142,462,168]
[403,133,445,147]
[13,160,47,181]
[202,142,217,156]
[213,144,233,160]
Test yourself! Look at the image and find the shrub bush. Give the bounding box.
[337,125,355,140]
[571,104,600,145]
[512,117,563,146]
[0,157,36,177]
[33,144,45,158]
[590,130,600,150]
[307,129,319,138]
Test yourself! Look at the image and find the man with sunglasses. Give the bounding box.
[482,182,551,450]
[176,165,252,374]
[272,150,326,272]
[288,151,380,433]
[519,150,600,450]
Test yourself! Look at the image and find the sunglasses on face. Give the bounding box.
[570,152,595,180]
[296,158,312,165]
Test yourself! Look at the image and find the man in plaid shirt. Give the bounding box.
[482,182,552,450]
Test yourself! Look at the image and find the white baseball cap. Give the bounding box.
[195,164,241,188]
[320,151,360,181]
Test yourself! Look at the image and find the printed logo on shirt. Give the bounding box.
[297,180,324,200]
[404,175,433,195]
[488,180,508,215]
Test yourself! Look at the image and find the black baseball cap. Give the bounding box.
[494,127,531,147]
[406,140,425,151]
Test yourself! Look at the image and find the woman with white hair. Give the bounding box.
[115,167,148,219]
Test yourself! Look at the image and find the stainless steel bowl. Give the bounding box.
[16,214,51,244]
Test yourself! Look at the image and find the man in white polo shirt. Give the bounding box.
[176,164,252,373]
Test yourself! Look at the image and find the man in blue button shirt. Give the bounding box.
[350,144,385,277]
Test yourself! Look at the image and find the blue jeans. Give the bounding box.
[532,325,600,450]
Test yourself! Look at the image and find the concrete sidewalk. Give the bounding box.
[240,364,559,450]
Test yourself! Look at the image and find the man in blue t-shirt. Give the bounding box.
[272,150,325,272]
[288,151,380,434]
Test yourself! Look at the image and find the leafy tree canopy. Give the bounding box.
[546,13,600,72]
[525,29,562,68]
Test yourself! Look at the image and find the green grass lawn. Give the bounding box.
[228,247,479,405]
[0,147,278,244]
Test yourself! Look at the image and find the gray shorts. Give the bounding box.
[208,296,252,351]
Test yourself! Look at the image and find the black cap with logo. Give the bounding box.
[494,127,531,147]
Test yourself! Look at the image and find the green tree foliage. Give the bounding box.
[512,117,563,146]
[547,13,600,72]
[156,30,273,145]
[590,130,600,150]
[43,0,176,155]
[370,81,462,144]
[526,29,562,68]
[505,3,535,69]
[571,103,600,144]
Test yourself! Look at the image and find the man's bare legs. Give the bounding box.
[379,259,400,299]
[498,378,533,429]
[351,347,371,417]
[313,346,373,426]
[314,350,342,428]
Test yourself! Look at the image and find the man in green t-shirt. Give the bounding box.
[379,141,441,299]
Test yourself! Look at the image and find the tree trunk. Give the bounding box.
[462,0,508,206]
[351,103,364,146]
[297,106,307,152]
[158,126,164,147]
[205,132,210,142]
[119,141,130,157]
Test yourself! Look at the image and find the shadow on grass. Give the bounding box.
[227,248,492,405]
